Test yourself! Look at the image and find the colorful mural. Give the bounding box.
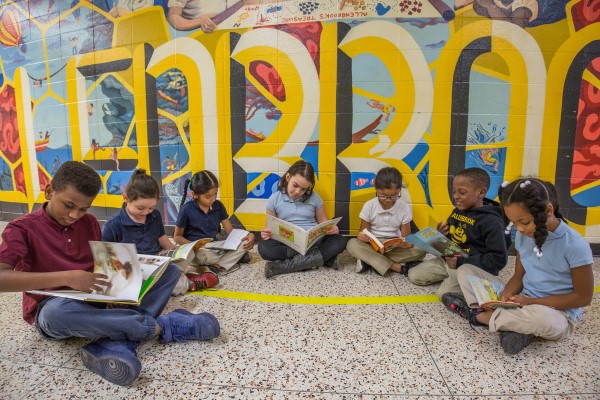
[0,0,598,242]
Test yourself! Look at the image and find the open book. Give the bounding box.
[362,229,405,254]
[467,275,520,310]
[158,238,213,264]
[204,229,249,251]
[28,242,171,305]
[266,215,342,256]
[405,227,468,257]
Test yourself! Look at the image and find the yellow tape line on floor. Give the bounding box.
[195,290,445,305]
[194,286,600,305]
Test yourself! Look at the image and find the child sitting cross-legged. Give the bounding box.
[446,178,594,355]
[346,167,425,275]
[102,169,219,295]
[0,161,221,386]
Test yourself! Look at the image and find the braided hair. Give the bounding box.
[180,170,219,207]
[498,178,563,257]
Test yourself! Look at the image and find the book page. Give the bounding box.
[405,227,468,257]
[205,229,248,250]
[306,217,342,250]
[89,241,142,301]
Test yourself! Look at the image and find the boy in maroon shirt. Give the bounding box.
[0,161,220,386]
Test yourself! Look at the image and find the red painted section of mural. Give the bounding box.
[0,85,22,167]
[571,1,600,191]
[248,23,323,102]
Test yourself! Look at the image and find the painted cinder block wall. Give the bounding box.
[0,0,598,244]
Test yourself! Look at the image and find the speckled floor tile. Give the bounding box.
[0,359,58,399]
[0,292,84,366]
[407,297,600,396]
[136,299,450,396]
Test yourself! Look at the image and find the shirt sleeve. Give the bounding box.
[266,192,278,214]
[400,201,412,225]
[0,222,27,268]
[101,217,120,242]
[310,191,324,210]
[175,203,189,228]
[564,234,594,268]
[167,0,186,8]
[358,200,373,223]
[217,200,229,221]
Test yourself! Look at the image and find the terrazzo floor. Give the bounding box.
[0,222,599,399]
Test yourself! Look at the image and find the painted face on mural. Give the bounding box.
[285,173,311,201]
[194,187,218,211]
[45,184,95,227]
[452,175,484,211]
[124,196,157,224]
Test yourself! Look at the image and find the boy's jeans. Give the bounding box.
[35,263,180,343]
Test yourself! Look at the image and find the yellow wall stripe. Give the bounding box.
[194,287,600,304]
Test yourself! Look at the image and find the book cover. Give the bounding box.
[28,242,171,305]
[362,229,405,254]
[467,275,520,310]
[266,215,342,255]
[405,227,468,258]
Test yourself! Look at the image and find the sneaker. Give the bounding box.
[186,271,219,292]
[441,292,483,327]
[80,340,141,386]
[400,260,421,276]
[239,252,252,264]
[324,255,340,270]
[355,259,373,273]
[157,309,220,343]
[500,331,534,355]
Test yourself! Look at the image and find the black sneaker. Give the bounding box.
[239,252,252,264]
[441,293,483,328]
[500,331,534,355]
[400,260,421,276]
[355,259,373,273]
[324,255,340,270]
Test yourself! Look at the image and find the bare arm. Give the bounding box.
[356,219,371,242]
[0,263,109,293]
[168,6,217,32]
[500,252,525,301]
[261,209,277,240]
[158,234,176,251]
[510,264,594,309]
[315,206,339,234]
[173,226,189,245]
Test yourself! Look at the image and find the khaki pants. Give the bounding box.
[457,264,575,341]
[407,257,468,300]
[346,238,425,276]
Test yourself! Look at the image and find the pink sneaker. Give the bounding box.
[186,271,219,291]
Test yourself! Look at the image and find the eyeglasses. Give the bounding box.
[376,193,400,201]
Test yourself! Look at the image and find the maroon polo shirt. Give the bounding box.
[0,203,101,324]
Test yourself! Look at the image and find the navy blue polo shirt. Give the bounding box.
[102,204,165,255]
[175,199,228,241]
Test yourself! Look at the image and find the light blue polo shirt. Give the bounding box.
[266,190,323,230]
[516,220,593,321]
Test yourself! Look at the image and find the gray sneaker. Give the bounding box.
[500,331,534,354]
[355,259,373,273]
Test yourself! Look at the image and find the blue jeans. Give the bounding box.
[35,263,180,343]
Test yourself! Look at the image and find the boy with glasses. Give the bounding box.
[346,167,425,275]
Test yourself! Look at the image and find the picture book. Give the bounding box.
[204,229,249,251]
[28,242,171,305]
[266,215,342,256]
[405,227,469,258]
[158,238,213,264]
[362,229,405,254]
[467,275,520,310]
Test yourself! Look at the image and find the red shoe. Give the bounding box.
[186,271,219,292]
